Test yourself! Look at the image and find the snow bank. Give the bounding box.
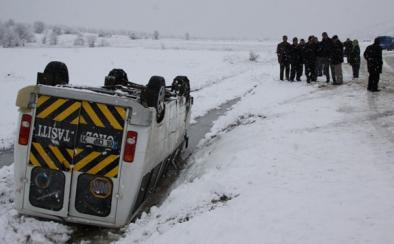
[0,165,71,243]
[118,66,394,243]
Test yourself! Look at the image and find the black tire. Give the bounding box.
[104,68,129,87]
[172,76,190,97]
[145,76,166,122]
[37,61,69,86]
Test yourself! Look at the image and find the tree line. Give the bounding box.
[0,19,176,48]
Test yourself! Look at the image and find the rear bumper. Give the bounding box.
[17,208,125,228]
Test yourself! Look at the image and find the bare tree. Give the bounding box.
[73,35,85,46]
[14,23,34,45]
[153,30,159,40]
[1,28,21,47]
[5,19,15,27]
[86,35,97,47]
[52,26,62,35]
[129,32,138,40]
[96,38,110,47]
[0,21,34,47]
[48,30,58,45]
[33,21,45,34]
[63,26,77,35]
[0,22,6,44]
[249,51,259,62]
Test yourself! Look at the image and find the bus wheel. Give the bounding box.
[172,76,190,97]
[37,61,69,86]
[146,76,166,122]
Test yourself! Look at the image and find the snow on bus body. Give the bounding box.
[14,83,192,228]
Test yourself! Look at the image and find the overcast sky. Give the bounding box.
[0,0,393,39]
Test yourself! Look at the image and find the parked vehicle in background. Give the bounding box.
[14,61,192,228]
[376,36,394,51]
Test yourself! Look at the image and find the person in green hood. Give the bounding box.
[349,39,361,79]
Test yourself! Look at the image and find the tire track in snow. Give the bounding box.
[191,69,250,93]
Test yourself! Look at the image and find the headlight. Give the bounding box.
[75,174,113,217]
[29,167,65,211]
[89,177,112,199]
[34,171,51,189]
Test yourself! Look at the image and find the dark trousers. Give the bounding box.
[368,71,380,91]
[290,62,303,81]
[280,62,290,81]
[316,57,323,76]
[351,62,360,78]
[330,63,336,82]
[321,57,330,82]
[305,63,316,82]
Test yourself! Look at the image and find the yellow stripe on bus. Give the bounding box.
[54,101,81,122]
[74,148,84,156]
[82,102,104,127]
[87,155,119,175]
[33,143,58,170]
[97,104,123,130]
[70,117,79,125]
[66,148,74,158]
[49,145,71,169]
[29,153,41,167]
[79,116,87,125]
[37,95,50,107]
[115,106,126,119]
[73,151,101,171]
[105,165,119,178]
[37,98,67,119]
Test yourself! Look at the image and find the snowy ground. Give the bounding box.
[1,40,394,243]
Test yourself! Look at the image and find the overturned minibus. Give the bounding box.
[14,62,192,228]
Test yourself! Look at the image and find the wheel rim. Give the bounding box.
[157,86,165,115]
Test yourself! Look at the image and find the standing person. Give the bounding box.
[348,39,360,79]
[289,37,303,81]
[364,38,383,92]
[276,35,291,81]
[319,32,333,83]
[304,36,318,83]
[299,38,306,80]
[315,37,323,77]
[330,35,344,84]
[343,38,353,63]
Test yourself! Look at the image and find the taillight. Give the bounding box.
[18,114,32,145]
[124,131,137,163]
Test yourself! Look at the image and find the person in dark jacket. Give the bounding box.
[364,38,383,92]
[276,35,291,81]
[289,37,303,81]
[315,37,323,77]
[343,38,353,63]
[304,36,318,83]
[330,35,344,84]
[318,32,333,83]
[348,39,360,79]
[299,38,306,80]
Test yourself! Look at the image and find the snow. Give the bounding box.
[0,40,265,148]
[1,38,394,243]
[0,165,71,243]
[118,71,394,244]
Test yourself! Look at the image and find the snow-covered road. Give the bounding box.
[1,40,394,243]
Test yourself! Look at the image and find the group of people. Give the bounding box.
[276,32,383,92]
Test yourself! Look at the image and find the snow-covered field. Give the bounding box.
[1,39,394,243]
